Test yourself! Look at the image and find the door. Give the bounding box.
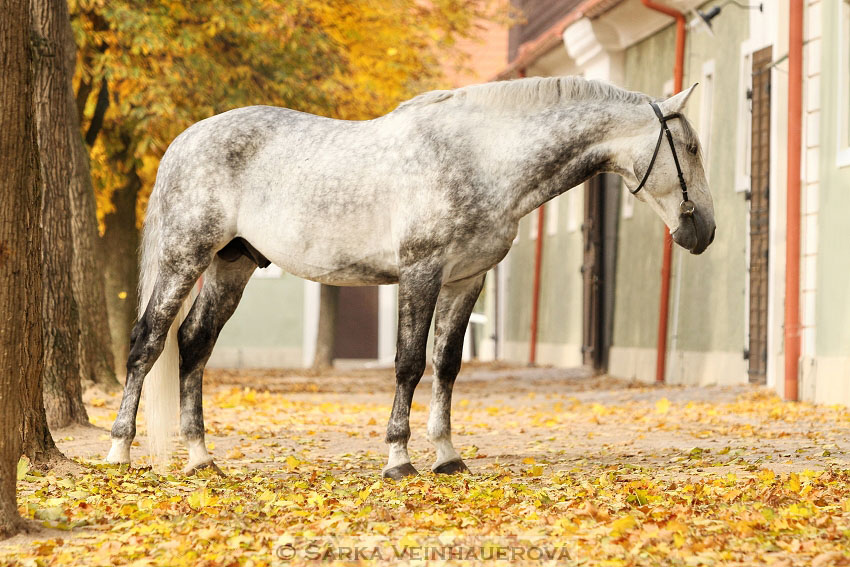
[747,46,772,384]
[581,176,604,369]
[333,286,379,359]
[581,174,619,372]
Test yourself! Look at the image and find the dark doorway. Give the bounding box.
[333,286,379,359]
[747,46,772,384]
[581,174,619,372]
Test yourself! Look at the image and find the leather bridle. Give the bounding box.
[630,102,695,218]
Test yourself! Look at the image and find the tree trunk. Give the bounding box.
[66,20,119,393]
[32,0,90,429]
[101,168,141,371]
[72,141,121,391]
[312,284,340,370]
[0,0,45,537]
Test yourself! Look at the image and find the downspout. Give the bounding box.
[522,65,545,365]
[640,0,686,383]
[785,0,803,401]
[529,204,546,365]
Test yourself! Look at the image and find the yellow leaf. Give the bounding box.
[610,514,637,536]
[655,397,671,414]
[17,456,30,480]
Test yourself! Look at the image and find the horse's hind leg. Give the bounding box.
[108,262,207,464]
[428,274,485,474]
[177,255,255,474]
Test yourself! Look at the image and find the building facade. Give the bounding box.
[493,0,850,403]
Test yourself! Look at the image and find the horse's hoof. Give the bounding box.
[433,459,469,475]
[382,462,419,480]
[105,438,131,465]
[184,460,226,477]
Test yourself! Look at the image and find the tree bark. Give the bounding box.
[66,26,119,393]
[72,142,121,391]
[0,0,45,537]
[101,167,141,371]
[32,0,90,429]
[312,284,340,370]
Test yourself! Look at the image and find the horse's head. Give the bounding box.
[624,84,715,255]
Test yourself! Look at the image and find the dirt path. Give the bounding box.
[4,363,850,566]
[70,364,850,476]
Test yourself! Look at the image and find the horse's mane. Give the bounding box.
[395,76,702,154]
[396,76,652,112]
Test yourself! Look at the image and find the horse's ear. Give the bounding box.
[661,83,698,114]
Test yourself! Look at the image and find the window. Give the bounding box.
[699,60,716,170]
[567,184,582,232]
[735,46,754,191]
[546,198,559,236]
[838,0,850,166]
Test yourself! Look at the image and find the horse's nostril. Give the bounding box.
[708,226,716,245]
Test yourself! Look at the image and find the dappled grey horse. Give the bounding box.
[107,76,715,479]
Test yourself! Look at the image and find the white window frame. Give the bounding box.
[699,59,716,173]
[566,184,581,232]
[546,197,559,236]
[735,42,754,192]
[837,0,850,167]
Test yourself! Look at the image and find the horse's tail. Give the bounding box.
[139,181,196,467]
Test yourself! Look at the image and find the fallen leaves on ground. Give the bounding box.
[4,375,850,566]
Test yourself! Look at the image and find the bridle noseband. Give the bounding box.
[630,102,695,217]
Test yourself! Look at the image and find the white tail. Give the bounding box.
[139,188,196,468]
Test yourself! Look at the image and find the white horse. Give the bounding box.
[106,76,715,478]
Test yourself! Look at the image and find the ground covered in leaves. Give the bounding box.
[3,364,850,566]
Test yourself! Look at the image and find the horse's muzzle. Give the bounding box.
[671,210,715,255]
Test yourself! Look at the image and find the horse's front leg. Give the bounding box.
[428,274,485,474]
[382,264,443,480]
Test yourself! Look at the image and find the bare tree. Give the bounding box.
[0,0,45,537]
[32,0,90,428]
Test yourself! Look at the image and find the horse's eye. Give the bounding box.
[686,143,699,155]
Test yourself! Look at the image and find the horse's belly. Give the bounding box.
[274,251,400,286]
[240,219,399,285]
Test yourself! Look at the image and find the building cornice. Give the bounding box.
[493,0,706,81]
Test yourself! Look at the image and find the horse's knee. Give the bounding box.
[396,353,427,382]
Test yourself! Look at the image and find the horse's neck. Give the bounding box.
[501,101,639,220]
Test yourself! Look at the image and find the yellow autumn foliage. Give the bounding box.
[70,0,502,228]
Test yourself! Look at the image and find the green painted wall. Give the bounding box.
[613,2,749,354]
[816,0,850,357]
[506,192,584,346]
[216,273,305,349]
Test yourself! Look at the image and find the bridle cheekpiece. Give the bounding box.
[630,101,695,217]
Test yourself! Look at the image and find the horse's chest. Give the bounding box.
[440,221,516,282]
